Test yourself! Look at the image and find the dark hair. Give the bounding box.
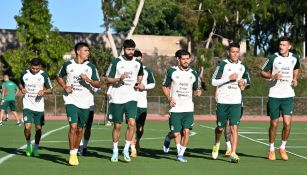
[279,36,291,44]
[123,39,136,49]
[228,42,240,50]
[134,50,142,57]
[175,49,191,59]
[30,58,42,66]
[74,42,89,55]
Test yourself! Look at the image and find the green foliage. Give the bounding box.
[3,0,73,80]
[89,43,113,76]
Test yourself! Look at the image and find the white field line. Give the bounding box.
[198,124,307,160]
[0,125,68,165]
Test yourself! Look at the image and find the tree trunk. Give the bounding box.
[102,0,118,58]
[205,19,216,49]
[126,0,145,39]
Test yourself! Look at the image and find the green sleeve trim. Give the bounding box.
[42,72,52,89]
[145,67,155,84]
[57,61,71,77]
[212,60,227,80]
[87,62,100,81]
[262,54,277,72]
[191,69,200,90]
[136,59,144,76]
[292,53,300,70]
[162,67,176,87]
[242,63,251,85]
[19,70,27,86]
[106,58,120,78]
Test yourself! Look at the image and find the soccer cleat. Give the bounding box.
[78,146,83,156]
[82,147,88,156]
[230,153,240,163]
[122,150,131,162]
[26,145,33,156]
[268,150,276,160]
[163,136,170,153]
[177,155,188,163]
[224,149,232,157]
[105,121,112,126]
[33,149,40,157]
[211,145,220,159]
[110,151,118,162]
[69,154,79,166]
[17,121,22,126]
[279,149,288,161]
[130,150,137,158]
[0,122,3,126]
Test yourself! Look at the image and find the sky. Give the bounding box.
[0,0,104,33]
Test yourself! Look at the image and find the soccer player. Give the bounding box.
[57,42,101,166]
[19,58,53,157]
[260,36,300,161]
[162,49,201,163]
[211,42,250,163]
[130,50,156,157]
[0,75,21,126]
[105,39,144,162]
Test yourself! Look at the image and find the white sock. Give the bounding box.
[131,144,136,151]
[280,140,287,150]
[34,144,39,150]
[113,142,118,152]
[215,142,220,147]
[74,148,78,154]
[178,146,186,156]
[226,141,231,149]
[70,149,76,155]
[123,140,131,152]
[83,139,89,148]
[176,144,181,154]
[80,139,83,146]
[269,143,275,151]
[26,140,31,146]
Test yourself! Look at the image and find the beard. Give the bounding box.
[124,53,133,60]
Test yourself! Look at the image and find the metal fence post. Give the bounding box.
[54,95,57,116]
[158,96,161,115]
[209,96,212,115]
[261,96,264,116]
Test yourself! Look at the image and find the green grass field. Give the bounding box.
[1,120,307,175]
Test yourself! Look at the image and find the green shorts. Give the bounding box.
[65,104,90,128]
[136,107,147,126]
[23,108,45,126]
[3,101,16,111]
[216,103,242,128]
[267,97,294,120]
[108,101,137,124]
[169,112,194,133]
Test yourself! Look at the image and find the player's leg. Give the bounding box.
[135,108,147,150]
[32,111,44,157]
[0,109,4,126]
[66,104,80,166]
[23,109,33,156]
[278,97,294,160]
[212,103,227,159]
[228,104,242,163]
[80,109,94,155]
[122,101,137,162]
[267,97,281,160]
[224,120,232,156]
[177,112,194,162]
[109,103,124,162]
[9,101,21,125]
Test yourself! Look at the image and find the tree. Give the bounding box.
[3,0,72,79]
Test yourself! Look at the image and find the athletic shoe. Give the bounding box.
[135,142,140,151]
[268,150,276,160]
[82,147,88,156]
[163,136,170,153]
[78,146,83,156]
[26,145,33,156]
[211,145,219,159]
[279,149,288,161]
[130,150,137,158]
[33,149,40,157]
[69,154,79,166]
[122,150,131,162]
[110,151,118,162]
[17,121,22,126]
[224,149,232,157]
[177,155,188,163]
[230,153,240,163]
[0,122,3,126]
[105,121,112,126]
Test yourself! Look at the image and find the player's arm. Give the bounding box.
[15,84,20,96]
[38,74,53,96]
[144,68,156,90]
[292,69,299,87]
[57,64,72,94]
[162,68,175,107]
[193,72,202,96]
[260,55,281,80]
[19,73,28,94]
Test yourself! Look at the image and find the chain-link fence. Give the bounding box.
[12,95,307,116]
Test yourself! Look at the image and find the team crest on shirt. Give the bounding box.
[25,78,28,81]
[278,62,282,64]
[85,68,89,73]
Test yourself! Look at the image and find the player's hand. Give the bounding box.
[238,79,246,91]
[120,72,129,80]
[135,83,145,91]
[194,89,202,96]
[168,97,176,107]
[291,79,298,87]
[80,73,92,83]
[37,90,45,96]
[64,86,73,94]
[272,71,282,80]
[21,88,28,94]
[229,73,238,81]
